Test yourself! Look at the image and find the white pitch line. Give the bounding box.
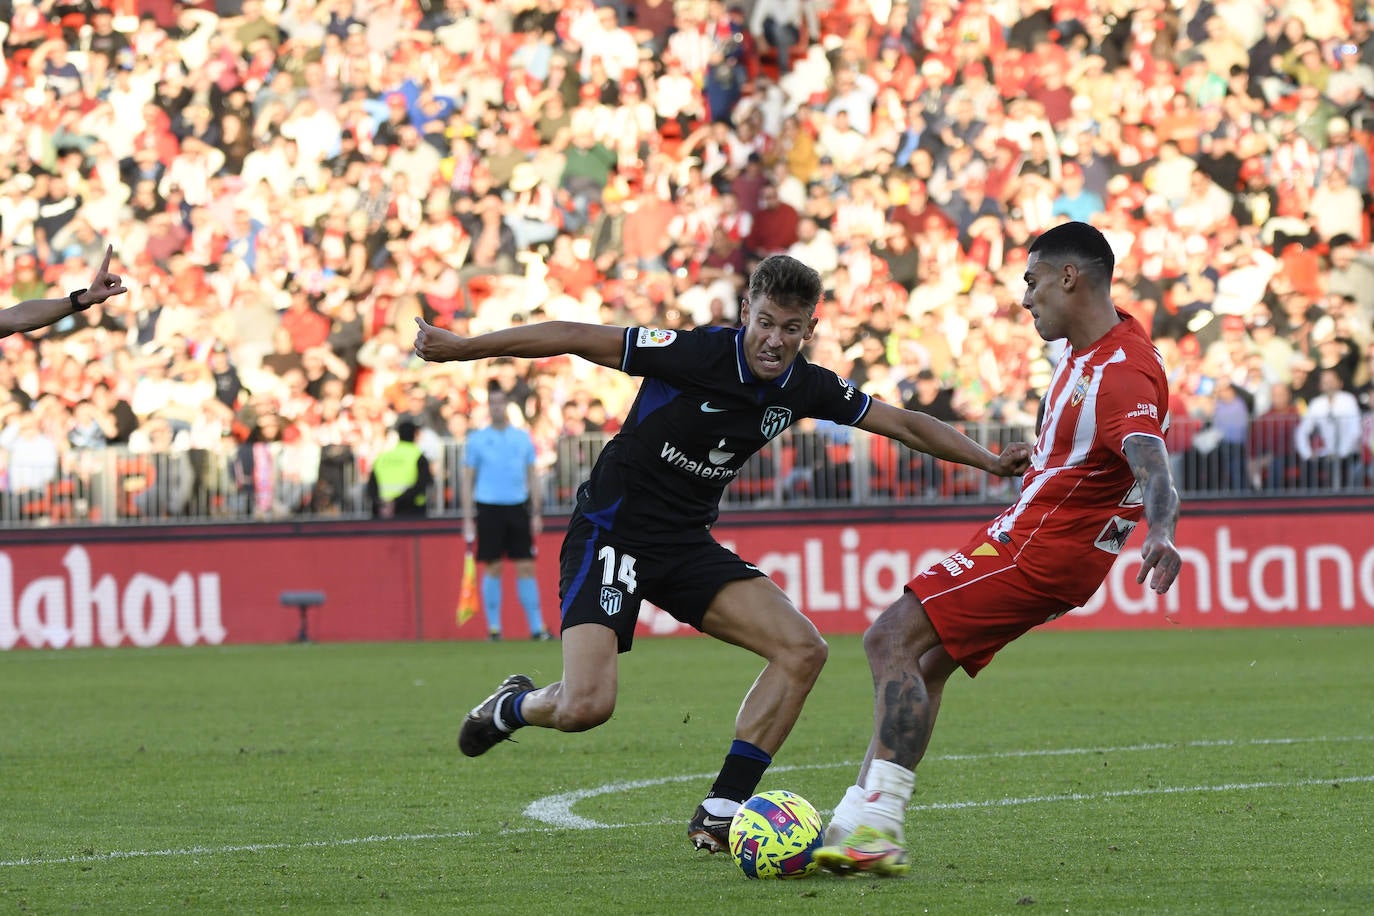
[524,734,1374,828]
[523,759,849,828]
[7,775,1373,869]
[0,831,476,868]
[4,736,1372,869]
[906,774,1374,812]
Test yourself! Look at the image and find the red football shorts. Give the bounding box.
[907,533,1075,677]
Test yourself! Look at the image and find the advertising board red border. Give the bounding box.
[1,499,1371,650]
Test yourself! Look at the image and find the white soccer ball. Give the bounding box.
[728,789,824,879]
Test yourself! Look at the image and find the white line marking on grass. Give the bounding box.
[934,734,1374,762]
[522,760,850,828]
[10,774,1370,869]
[0,832,474,868]
[906,774,1374,812]
[5,736,1371,869]
[525,734,1374,828]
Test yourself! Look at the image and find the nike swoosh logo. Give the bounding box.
[700,403,729,413]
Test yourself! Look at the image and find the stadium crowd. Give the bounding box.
[0,0,1373,521]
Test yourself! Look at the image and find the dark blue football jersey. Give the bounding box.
[574,326,872,541]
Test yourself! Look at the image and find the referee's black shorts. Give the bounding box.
[474,502,535,562]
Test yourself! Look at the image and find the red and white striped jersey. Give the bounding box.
[986,312,1169,605]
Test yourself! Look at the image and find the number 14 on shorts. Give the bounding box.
[597,546,638,616]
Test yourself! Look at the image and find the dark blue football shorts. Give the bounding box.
[558,510,767,653]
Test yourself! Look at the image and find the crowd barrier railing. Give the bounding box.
[0,421,1368,528]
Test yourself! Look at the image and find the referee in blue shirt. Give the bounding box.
[462,387,552,641]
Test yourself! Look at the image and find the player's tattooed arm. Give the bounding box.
[1123,434,1183,594]
[1123,434,1179,538]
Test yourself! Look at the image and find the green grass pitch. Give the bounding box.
[2,627,1372,914]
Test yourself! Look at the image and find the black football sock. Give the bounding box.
[706,739,773,806]
[494,691,528,733]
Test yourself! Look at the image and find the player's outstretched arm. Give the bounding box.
[857,399,1032,476]
[1123,433,1182,594]
[0,245,127,339]
[412,317,627,369]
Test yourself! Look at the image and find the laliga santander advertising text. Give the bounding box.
[1,507,1372,649]
[661,514,1374,635]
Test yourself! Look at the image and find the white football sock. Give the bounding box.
[824,783,868,844]
[861,759,915,842]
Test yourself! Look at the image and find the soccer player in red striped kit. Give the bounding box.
[817,221,1184,876]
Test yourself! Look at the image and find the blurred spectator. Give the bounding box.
[587,183,629,277]
[1295,367,1365,488]
[366,416,433,519]
[1250,357,1293,452]
[750,0,817,74]
[875,226,919,292]
[90,381,139,446]
[1325,236,1374,326]
[1050,161,1104,223]
[1,411,60,508]
[233,411,290,518]
[1319,116,1370,187]
[1173,171,1235,236]
[746,183,799,256]
[903,368,963,421]
[129,417,194,517]
[1201,376,1254,490]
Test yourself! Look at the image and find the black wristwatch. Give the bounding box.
[69,288,90,311]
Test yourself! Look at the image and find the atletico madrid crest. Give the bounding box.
[760,406,792,439]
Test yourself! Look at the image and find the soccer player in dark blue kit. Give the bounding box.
[413,255,1031,853]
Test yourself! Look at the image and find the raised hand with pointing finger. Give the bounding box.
[0,245,129,339]
[77,244,129,308]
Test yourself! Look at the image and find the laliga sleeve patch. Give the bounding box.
[636,328,677,348]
